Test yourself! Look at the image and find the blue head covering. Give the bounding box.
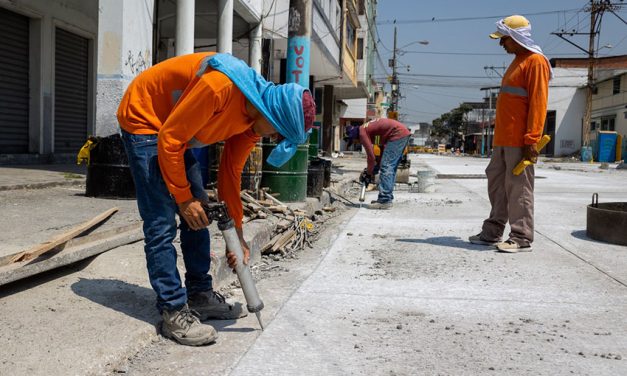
[198,53,309,167]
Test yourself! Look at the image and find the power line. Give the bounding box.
[376,8,583,25]
[397,72,495,79]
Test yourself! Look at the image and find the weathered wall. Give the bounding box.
[549,68,587,156]
[96,0,154,137]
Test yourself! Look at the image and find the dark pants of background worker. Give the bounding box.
[121,129,212,313]
[481,146,535,246]
[376,136,410,203]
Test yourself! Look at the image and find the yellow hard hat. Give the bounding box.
[489,15,530,39]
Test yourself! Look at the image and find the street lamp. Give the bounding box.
[397,40,429,55]
[388,28,429,119]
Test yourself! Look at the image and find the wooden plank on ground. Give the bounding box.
[0,223,143,287]
[7,208,119,264]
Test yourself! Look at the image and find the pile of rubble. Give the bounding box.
[238,189,335,257]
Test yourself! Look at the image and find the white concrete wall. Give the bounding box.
[592,73,627,139]
[548,68,587,156]
[235,0,262,22]
[96,0,154,137]
[342,98,366,118]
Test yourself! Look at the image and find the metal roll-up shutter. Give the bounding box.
[54,28,88,153]
[0,7,30,154]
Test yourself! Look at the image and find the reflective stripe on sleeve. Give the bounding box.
[500,86,528,97]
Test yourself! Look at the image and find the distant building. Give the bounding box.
[551,55,627,157]
[409,122,431,147]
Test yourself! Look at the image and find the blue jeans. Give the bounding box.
[377,136,410,203]
[121,130,212,313]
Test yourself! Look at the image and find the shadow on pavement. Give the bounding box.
[570,230,596,242]
[0,257,95,298]
[71,278,159,325]
[396,236,492,251]
[208,317,257,333]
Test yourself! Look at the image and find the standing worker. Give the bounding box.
[117,52,316,346]
[469,15,551,253]
[359,118,411,209]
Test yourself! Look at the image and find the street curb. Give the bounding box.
[0,179,85,192]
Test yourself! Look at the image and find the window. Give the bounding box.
[346,20,356,51]
[357,38,364,59]
[590,121,597,131]
[600,116,615,131]
[613,76,621,95]
[358,0,365,15]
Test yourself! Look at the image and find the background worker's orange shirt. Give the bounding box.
[493,51,550,147]
[117,52,260,228]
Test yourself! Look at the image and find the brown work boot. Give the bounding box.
[161,304,217,346]
[368,201,392,210]
[188,289,247,321]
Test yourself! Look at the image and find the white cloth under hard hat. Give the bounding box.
[494,18,553,79]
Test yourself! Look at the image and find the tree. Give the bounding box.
[430,103,473,139]
[431,113,451,138]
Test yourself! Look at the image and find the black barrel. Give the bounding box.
[320,157,332,187]
[307,158,325,198]
[86,134,135,198]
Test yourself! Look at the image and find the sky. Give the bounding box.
[374,0,627,125]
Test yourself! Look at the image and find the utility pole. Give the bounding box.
[286,0,312,88]
[583,1,598,148]
[388,25,399,120]
[480,86,499,157]
[487,89,493,156]
[552,0,621,148]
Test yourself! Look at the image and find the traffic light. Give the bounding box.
[387,110,398,120]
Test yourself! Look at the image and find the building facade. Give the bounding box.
[0,0,376,162]
[0,0,99,162]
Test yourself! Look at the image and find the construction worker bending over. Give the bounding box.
[469,15,551,253]
[359,118,411,209]
[117,52,315,346]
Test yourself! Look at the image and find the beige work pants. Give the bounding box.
[481,146,535,246]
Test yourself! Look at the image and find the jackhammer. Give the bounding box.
[202,201,265,330]
[359,169,373,203]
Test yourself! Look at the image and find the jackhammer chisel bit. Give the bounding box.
[203,202,265,330]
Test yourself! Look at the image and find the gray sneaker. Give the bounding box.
[368,201,392,210]
[188,289,248,321]
[469,233,499,246]
[161,304,218,346]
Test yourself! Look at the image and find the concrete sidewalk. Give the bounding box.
[230,154,627,375]
[0,164,87,191]
[0,157,363,375]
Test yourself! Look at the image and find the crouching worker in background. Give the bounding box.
[359,118,411,210]
[117,52,316,346]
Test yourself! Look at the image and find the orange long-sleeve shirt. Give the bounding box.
[494,51,550,147]
[117,52,259,228]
